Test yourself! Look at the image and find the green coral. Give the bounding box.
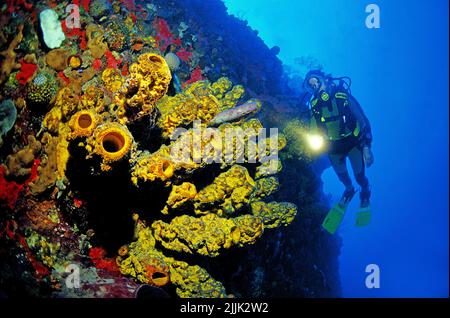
[251,201,298,229]
[104,17,130,52]
[251,176,280,200]
[25,230,61,268]
[26,71,58,105]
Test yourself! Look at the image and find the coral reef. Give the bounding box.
[0,0,340,299]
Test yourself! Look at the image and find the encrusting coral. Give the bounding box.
[26,71,58,107]
[0,24,23,86]
[28,132,69,195]
[5,135,41,179]
[117,215,228,297]
[152,213,263,257]
[194,165,256,216]
[86,24,108,59]
[163,182,197,214]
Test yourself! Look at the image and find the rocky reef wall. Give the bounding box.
[0,0,340,298]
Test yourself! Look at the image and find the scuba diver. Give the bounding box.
[303,70,374,234]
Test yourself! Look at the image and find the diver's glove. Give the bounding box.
[363,146,374,168]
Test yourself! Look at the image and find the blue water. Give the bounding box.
[224,0,449,297]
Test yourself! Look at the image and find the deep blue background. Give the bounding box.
[224,0,449,297]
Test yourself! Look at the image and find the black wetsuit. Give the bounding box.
[310,88,373,201]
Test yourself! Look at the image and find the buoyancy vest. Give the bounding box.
[310,90,360,141]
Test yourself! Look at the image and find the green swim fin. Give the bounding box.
[322,203,347,235]
[355,205,371,227]
[322,188,356,234]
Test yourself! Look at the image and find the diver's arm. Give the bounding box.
[348,95,372,147]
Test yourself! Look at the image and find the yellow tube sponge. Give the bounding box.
[194,165,255,216]
[151,213,263,257]
[68,109,99,139]
[86,122,133,171]
[119,53,171,122]
[250,201,298,229]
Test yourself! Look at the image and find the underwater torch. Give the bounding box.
[306,134,325,151]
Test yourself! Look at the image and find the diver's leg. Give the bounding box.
[348,147,370,205]
[348,146,372,226]
[322,153,356,234]
[329,153,356,205]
